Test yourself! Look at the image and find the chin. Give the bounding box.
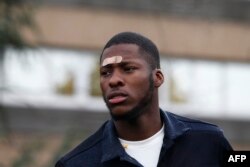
[109,106,131,117]
[109,105,144,121]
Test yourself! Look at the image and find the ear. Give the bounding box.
[153,69,164,88]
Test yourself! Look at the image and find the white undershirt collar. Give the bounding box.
[119,125,164,167]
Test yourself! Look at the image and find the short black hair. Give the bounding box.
[100,32,160,69]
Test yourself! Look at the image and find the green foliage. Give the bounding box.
[11,139,44,167]
[0,0,38,149]
[47,131,85,167]
[56,72,75,96]
[0,0,37,49]
[90,61,102,96]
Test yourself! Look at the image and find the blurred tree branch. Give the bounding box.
[0,0,38,140]
[0,0,38,49]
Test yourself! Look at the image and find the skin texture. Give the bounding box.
[100,44,164,141]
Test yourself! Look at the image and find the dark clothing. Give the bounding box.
[55,110,232,167]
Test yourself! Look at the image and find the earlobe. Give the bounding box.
[154,69,164,87]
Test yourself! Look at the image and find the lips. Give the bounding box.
[107,91,128,105]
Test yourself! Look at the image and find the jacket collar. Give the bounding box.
[101,109,190,163]
[101,120,126,163]
[160,109,190,140]
[159,109,190,159]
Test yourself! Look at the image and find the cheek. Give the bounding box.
[128,75,151,94]
[100,79,107,92]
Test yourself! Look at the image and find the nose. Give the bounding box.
[109,70,124,88]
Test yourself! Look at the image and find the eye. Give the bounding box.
[100,69,112,77]
[124,66,136,73]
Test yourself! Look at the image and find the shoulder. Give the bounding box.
[165,111,232,150]
[163,111,233,165]
[56,121,109,167]
[163,110,233,151]
[166,111,222,133]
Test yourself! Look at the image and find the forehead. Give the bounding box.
[101,44,145,64]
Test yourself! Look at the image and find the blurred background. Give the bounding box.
[0,0,250,166]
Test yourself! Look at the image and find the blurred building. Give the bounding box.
[1,0,250,146]
[23,0,250,61]
[8,0,249,115]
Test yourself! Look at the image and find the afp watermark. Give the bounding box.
[223,151,250,167]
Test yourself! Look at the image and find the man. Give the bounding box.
[55,32,232,167]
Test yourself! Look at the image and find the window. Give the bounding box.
[2,47,250,118]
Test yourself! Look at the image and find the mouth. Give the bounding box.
[107,91,128,105]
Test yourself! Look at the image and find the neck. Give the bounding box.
[114,104,162,141]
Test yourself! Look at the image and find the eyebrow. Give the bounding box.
[101,60,139,68]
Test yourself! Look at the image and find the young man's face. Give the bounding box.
[100,44,154,120]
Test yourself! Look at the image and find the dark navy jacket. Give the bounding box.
[55,110,232,167]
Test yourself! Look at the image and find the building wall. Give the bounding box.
[24,6,250,61]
